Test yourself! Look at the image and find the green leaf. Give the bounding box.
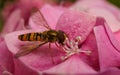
[108,0,120,8]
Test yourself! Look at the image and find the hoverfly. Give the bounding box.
[14,8,67,63]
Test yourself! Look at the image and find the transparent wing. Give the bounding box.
[31,8,51,30]
[14,42,48,58]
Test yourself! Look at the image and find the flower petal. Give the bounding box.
[56,10,96,44]
[99,68,120,75]
[0,41,14,75]
[0,37,3,42]
[71,0,120,21]
[5,30,64,75]
[42,55,97,75]
[1,9,25,37]
[80,31,99,70]
[94,23,120,70]
[71,0,120,32]
[88,8,120,32]
[79,17,105,70]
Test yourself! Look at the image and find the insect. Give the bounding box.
[15,9,67,62]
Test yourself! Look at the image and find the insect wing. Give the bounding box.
[31,8,51,29]
[14,42,47,58]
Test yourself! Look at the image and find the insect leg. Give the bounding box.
[55,42,60,48]
[49,43,55,64]
[55,42,64,53]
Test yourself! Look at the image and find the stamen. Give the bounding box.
[61,36,91,60]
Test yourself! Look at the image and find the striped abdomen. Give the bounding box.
[18,33,46,41]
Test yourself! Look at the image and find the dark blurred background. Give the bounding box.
[0,0,120,32]
[0,0,15,31]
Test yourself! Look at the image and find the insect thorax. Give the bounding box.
[44,30,66,44]
[44,30,58,43]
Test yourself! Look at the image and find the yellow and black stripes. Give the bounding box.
[18,30,67,45]
[18,33,45,41]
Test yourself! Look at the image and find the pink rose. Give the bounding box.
[1,0,120,75]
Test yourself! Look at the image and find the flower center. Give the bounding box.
[61,36,91,60]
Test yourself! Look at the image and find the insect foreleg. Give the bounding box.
[49,43,55,64]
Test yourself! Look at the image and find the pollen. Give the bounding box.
[61,36,91,60]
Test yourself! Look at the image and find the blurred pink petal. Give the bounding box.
[2,3,15,20]
[19,0,57,7]
[29,4,64,29]
[2,0,44,21]
[71,0,120,32]
[0,37,3,42]
[5,29,64,75]
[99,68,120,75]
[72,0,120,20]
[1,9,25,37]
[17,0,44,20]
[0,41,14,75]
[94,22,120,70]
[56,10,96,43]
[114,31,120,43]
[42,55,97,75]
[19,0,44,7]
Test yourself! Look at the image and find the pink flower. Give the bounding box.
[1,1,120,75]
